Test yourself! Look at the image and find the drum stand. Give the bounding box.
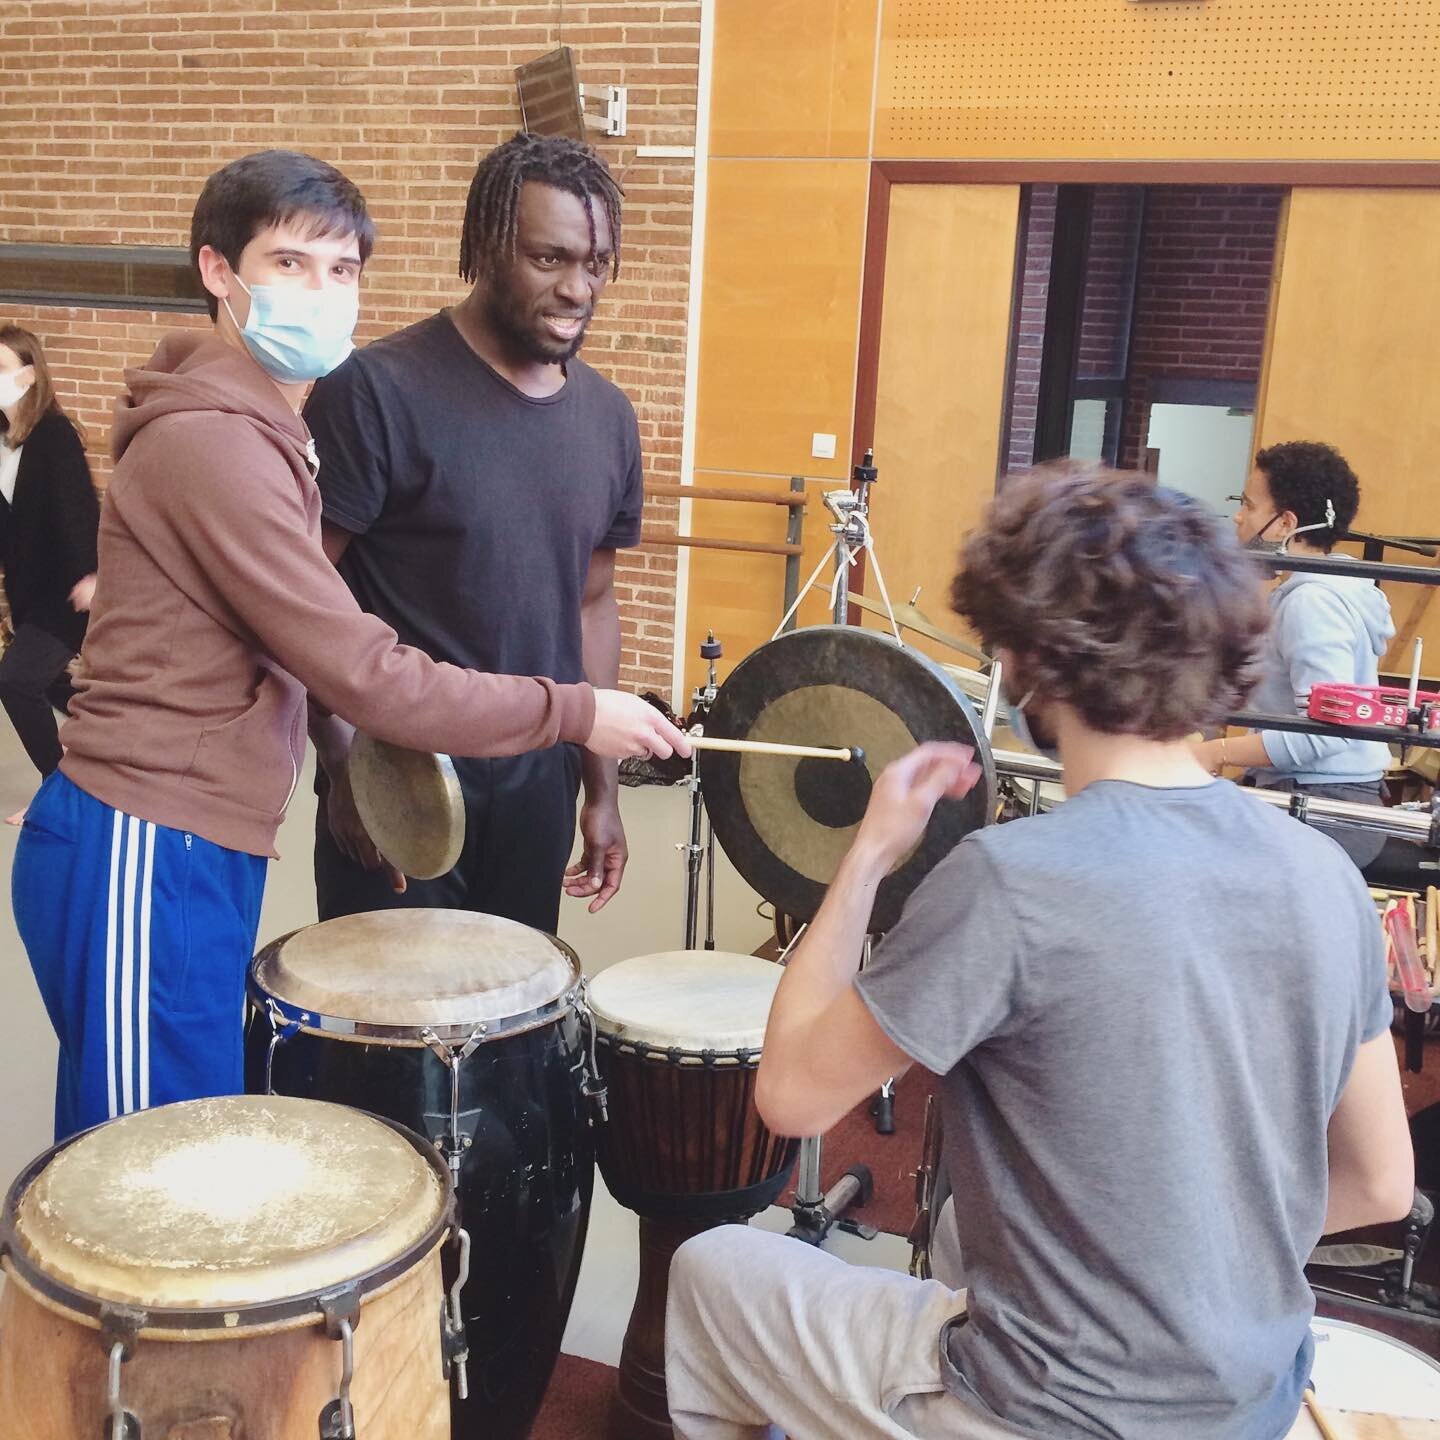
[681,632,722,950]
[788,936,878,1247]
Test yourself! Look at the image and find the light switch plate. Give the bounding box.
[811,432,837,460]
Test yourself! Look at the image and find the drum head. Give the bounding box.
[699,627,996,932]
[253,910,580,1034]
[349,734,465,880]
[588,951,782,1053]
[7,1096,445,1316]
[1309,1318,1440,1419]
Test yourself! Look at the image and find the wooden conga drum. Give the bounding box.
[588,950,798,1440]
[0,1095,463,1440]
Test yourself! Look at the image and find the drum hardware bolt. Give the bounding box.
[98,1305,145,1440]
[575,984,610,1122]
[442,1226,472,1401]
[318,1288,361,1440]
[421,1027,484,1174]
[262,998,303,1094]
[103,1340,141,1439]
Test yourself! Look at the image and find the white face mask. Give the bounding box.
[0,371,32,411]
[223,274,359,385]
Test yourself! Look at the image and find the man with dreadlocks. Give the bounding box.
[304,131,643,931]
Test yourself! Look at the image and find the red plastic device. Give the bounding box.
[1308,683,1440,732]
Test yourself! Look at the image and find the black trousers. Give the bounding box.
[314,744,584,934]
[0,623,78,777]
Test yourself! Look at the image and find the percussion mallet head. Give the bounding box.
[848,746,867,768]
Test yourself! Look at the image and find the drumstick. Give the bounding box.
[1303,1388,1340,1440]
[1428,886,1439,986]
[688,735,865,764]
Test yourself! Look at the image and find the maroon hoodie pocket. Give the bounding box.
[183,702,296,818]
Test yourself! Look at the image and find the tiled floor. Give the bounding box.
[0,729,913,1372]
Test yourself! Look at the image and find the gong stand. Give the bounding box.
[681,631,724,951]
[827,452,902,1137]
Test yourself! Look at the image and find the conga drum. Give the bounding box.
[588,949,798,1440]
[246,909,599,1440]
[0,1095,461,1439]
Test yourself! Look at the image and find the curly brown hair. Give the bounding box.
[950,464,1269,738]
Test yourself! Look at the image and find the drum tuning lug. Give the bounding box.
[102,1330,144,1439]
[98,1305,145,1439]
[443,1228,472,1401]
[317,1287,360,1439]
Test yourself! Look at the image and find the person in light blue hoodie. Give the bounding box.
[1194,441,1394,865]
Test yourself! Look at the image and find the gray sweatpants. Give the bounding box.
[664,1225,1027,1440]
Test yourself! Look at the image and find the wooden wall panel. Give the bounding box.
[680,473,845,698]
[693,159,870,480]
[865,185,1022,664]
[876,0,1440,161]
[710,0,879,159]
[1260,188,1440,671]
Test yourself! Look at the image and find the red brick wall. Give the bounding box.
[1119,186,1283,467]
[1075,186,1143,383]
[1003,185,1056,472]
[1,1,701,695]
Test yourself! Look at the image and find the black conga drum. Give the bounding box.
[246,909,598,1440]
[587,949,798,1440]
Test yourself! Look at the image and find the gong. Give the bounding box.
[698,626,996,933]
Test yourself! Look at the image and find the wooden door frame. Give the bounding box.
[850,158,1440,475]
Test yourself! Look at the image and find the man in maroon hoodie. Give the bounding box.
[12,149,685,1142]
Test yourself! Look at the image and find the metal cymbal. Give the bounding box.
[848,590,988,663]
[349,734,465,880]
[698,626,996,932]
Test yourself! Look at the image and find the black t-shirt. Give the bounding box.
[304,311,643,684]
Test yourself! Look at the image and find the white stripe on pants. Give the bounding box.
[665,1226,1027,1440]
[105,814,155,1120]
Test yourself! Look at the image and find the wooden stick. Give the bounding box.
[1428,885,1439,985]
[688,734,859,763]
[645,482,808,507]
[1303,1388,1340,1440]
[638,530,803,558]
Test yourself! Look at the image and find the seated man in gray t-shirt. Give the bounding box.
[665,470,1414,1440]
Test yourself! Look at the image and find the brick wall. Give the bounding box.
[1119,186,1283,467]
[0,0,701,695]
[1003,185,1055,473]
[1075,186,1143,383]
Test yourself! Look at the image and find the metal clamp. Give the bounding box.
[99,1306,145,1440]
[318,1288,361,1439]
[421,1026,485,1183]
[441,1226,472,1402]
[262,996,305,1094]
[574,981,609,1123]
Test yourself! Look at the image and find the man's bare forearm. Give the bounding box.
[308,704,355,779]
[580,583,622,804]
[767,840,888,1048]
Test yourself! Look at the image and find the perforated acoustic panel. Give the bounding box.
[876,0,1440,160]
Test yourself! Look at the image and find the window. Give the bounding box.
[0,244,206,312]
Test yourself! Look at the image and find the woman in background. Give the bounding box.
[0,325,100,823]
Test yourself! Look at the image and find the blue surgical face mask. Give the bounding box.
[224,275,358,384]
[1007,690,1061,764]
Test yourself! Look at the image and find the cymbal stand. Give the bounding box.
[788,930,878,1247]
[681,632,723,951]
[823,453,903,1134]
[771,449,903,645]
